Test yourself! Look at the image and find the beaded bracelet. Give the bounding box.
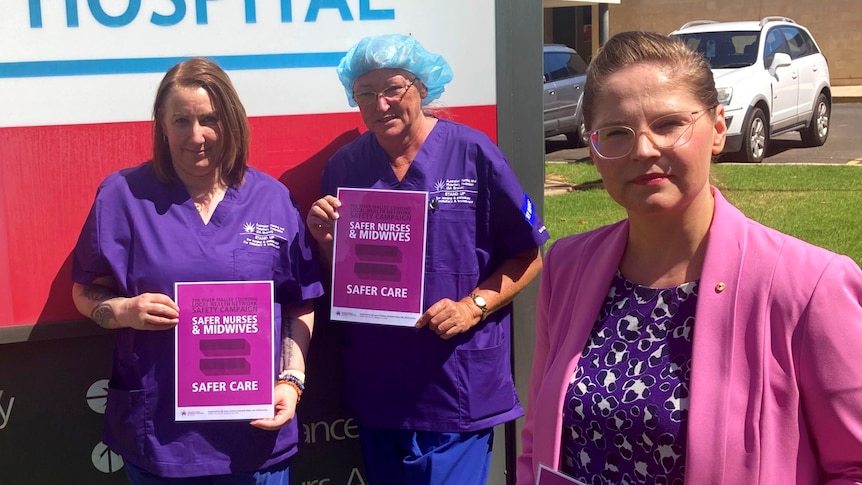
[276,374,305,402]
[279,368,306,383]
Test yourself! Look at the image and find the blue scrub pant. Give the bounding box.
[358,426,494,485]
[124,460,289,485]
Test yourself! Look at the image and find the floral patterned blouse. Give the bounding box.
[560,271,698,485]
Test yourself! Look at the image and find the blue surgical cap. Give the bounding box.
[337,34,454,107]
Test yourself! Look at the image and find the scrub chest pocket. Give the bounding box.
[425,208,480,303]
[426,208,478,275]
[233,248,278,281]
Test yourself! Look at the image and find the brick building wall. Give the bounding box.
[557,0,861,85]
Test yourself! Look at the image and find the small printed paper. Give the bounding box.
[330,188,428,326]
[536,464,588,485]
[174,280,275,421]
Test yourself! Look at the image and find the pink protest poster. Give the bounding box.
[331,188,428,326]
[174,281,275,421]
[536,465,588,485]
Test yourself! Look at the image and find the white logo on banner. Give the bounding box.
[88,378,123,474]
[86,379,109,414]
[91,441,124,474]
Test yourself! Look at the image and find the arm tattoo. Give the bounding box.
[82,283,118,328]
[91,303,115,329]
[282,316,295,370]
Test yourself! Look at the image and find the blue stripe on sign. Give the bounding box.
[0,52,347,78]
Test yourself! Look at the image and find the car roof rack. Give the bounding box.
[677,20,718,30]
[760,16,796,26]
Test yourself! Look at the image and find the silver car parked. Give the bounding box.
[543,44,589,147]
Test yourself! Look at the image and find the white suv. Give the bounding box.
[671,17,831,162]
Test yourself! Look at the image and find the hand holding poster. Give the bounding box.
[331,188,428,326]
[174,281,275,421]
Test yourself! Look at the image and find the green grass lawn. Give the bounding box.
[543,162,862,266]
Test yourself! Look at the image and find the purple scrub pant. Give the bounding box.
[124,461,290,485]
[358,426,494,485]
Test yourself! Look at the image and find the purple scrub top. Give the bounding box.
[72,163,324,477]
[321,119,549,432]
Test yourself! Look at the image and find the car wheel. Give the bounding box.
[800,93,830,147]
[565,115,589,148]
[738,107,767,163]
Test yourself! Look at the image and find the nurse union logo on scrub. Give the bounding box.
[241,222,286,248]
[431,178,477,206]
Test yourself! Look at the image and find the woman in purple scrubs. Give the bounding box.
[306,34,550,484]
[71,58,323,483]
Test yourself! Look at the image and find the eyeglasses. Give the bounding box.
[352,78,418,106]
[589,106,716,159]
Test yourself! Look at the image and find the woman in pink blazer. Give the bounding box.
[517,31,862,485]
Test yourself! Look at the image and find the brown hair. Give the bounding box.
[583,31,718,131]
[152,57,249,186]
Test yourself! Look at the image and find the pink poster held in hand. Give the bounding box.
[331,188,428,326]
[536,464,588,485]
[174,280,275,421]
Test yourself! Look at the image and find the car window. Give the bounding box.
[675,32,758,69]
[763,28,790,66]
[543,50,588,82]
[780,26,818,59]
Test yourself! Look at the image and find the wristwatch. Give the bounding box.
[469,293,488,321]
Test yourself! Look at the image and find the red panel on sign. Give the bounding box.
[0,105,497,328]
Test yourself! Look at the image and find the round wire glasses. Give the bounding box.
[589,106,716,159]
